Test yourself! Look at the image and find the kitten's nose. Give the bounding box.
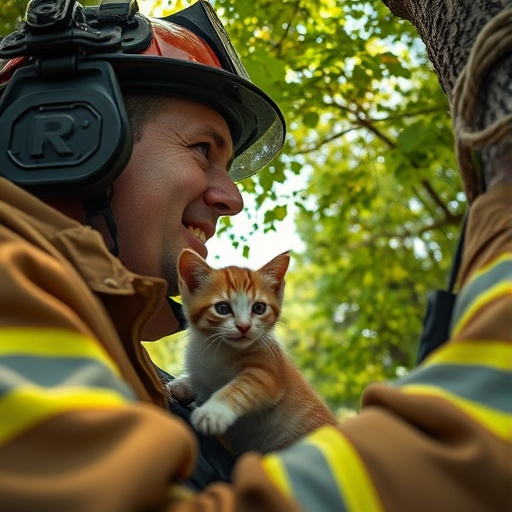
[236,323,251,335]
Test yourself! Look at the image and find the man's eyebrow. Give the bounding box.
[199,126,235,169]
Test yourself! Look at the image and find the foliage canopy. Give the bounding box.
[1,0,464,411]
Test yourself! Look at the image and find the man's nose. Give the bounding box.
[204,173,244,215]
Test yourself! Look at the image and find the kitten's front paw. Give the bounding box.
[166,377,195,403]
[191,401,237,436]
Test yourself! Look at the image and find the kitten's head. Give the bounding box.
[177,249,290,349]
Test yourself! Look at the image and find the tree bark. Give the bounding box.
[381,0,512,196]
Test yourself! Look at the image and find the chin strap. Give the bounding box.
[83,188,119,257]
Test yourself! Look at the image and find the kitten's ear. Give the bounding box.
[259,251,290,288]
[178,249,212,294]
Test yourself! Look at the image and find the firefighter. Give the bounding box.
[0,0,510,510]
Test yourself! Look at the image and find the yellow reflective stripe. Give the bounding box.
[306,427,384,512]
[0,385,128,445]
[401,384,512,441]
[261,453,293,497]
[0,327,120,377]
[452,282,511,338]
[424,340,512,372]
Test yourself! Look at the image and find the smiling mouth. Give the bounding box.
[187,225,206,243]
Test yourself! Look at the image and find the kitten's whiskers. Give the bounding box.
[199,332,222,356]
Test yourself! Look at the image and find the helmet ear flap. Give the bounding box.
[0,60,132,197]
[0,0,134,198]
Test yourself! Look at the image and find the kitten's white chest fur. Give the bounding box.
[166,328,244,437]
[185,329,239,402]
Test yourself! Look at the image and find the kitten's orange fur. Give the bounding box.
[167,248,337,457]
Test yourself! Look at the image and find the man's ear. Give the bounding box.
[177,248,212,295]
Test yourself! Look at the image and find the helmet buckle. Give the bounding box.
[0,0,122,59]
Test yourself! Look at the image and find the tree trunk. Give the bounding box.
[381,0,512,198]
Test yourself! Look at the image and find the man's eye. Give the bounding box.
[194,142,210,157]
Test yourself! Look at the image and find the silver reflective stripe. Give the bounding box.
[396,364,512,413]
[0,355,136,401]
[263,427,384,511]
[450,258,512,333]
[277,441,348,512]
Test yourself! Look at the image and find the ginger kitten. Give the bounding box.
[166,249,337,457]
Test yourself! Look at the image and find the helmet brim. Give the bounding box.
[96,54,286,181]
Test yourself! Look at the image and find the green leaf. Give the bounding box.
[303,111,320,128]
[397,121,427,153]
[263,205,287,224]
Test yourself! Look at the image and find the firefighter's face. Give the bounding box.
[111,96,243,312]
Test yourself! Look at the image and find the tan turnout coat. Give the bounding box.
[0,177,510,511]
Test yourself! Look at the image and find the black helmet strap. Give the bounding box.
[83,189,119,257]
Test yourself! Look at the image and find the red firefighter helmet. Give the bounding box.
[0,0,285,188]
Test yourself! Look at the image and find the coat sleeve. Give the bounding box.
[227,183,512,512]
[0,225,199,512]
[2,183,510,512]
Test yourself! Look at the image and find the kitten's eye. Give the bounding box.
[252,302,267,315]
[215,302,232,315]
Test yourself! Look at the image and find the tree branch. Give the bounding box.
[347,212,464,251]
[334,100,397,149]
[272,0,301,56]
[420,179,451,218]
